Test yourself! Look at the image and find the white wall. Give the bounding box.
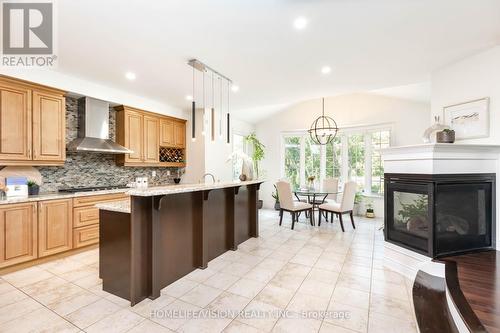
[430,45,500,248]
[183,109,254,183]
[255,93,431,211]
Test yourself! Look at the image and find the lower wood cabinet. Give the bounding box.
[0,202,37,268]
[38,199,73,257]
[74,225,99,248]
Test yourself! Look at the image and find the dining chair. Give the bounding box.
[323,178,339,202]
[318,181,357,231]
[275,181,314,230]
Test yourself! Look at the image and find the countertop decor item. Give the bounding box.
[308,98,339,145]
[422,116,448,143]
[27,180,40,196]
[436,129,455,143]
[443,97,489,139]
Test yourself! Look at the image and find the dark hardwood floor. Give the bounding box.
[442,250,500,333]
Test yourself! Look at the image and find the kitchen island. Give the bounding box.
[97,180,264,305]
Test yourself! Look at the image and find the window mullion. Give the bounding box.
[364,132,372,194]
[320,143,326,184]
[341,135,348,184]
[300,135,306,186]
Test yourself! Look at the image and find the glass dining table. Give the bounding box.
[293,187,342,223]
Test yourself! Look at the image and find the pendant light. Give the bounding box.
[307,98,339,145]
[201,71,206,136]
[191,66,196,141]
[211,72,215,142]
[227,79,230,144]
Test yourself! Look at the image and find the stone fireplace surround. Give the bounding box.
[380,143,500,278]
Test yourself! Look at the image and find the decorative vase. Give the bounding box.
[28,185,39,196]
[422,116,449,143]
[436,130,455,143]
[274,202,280,211]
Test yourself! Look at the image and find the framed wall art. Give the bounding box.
[443,97,489,140]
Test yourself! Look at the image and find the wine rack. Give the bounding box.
[159,147,184,163]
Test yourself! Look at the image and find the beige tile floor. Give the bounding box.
[0,209,417,333]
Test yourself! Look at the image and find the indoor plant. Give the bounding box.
[27,180,40,196]
[272,184,280,210]
[365,199,375,218]
[436,128,455,143]
[245,133,265,209]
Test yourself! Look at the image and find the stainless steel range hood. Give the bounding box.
[67,97,133,154]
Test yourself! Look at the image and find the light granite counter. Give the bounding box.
[0,187,130,205]
[127,180,264,197]
[96,200,130,213]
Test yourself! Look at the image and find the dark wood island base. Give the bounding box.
[99,181,263,306]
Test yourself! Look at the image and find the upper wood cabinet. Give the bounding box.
[0,82,32,161]
[0,76,66,166]
[143,115,159,163]
[160,118,174,146]
[115,105,186,167]
[32,90,66,162]
[0,202,37,268]
[38,199,73,257]
[174,121,186,148]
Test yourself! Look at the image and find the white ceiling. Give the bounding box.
[56,0,500,123]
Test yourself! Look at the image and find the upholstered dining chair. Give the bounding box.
[275,181,314,230]
[323,178,339,202]
[318,181,357,231]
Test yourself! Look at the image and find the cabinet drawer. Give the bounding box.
[74,206,99,227]
[73,193,128,207]
[73,225,99,248]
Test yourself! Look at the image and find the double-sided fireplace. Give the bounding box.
[384,173,496,258]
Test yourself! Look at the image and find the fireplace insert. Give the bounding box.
[384,173,495,258]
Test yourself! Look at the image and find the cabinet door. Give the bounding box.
[38,199,73,257]
[0,82,32,161]
[32,90,65,162]
[143,115,159,163]
[0,203,37,268]
[124,110,143,163]
[174,121,186,148]
[160,118,174,146]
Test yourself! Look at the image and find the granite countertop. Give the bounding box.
[95,200,130,213]
[0,180,265,205]
[127,180,264,197]
[0,187,130,205]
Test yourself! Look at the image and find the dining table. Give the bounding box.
[293,186,342,223]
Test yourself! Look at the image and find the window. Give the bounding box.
[281,127,391,195]
[232,134,246,180]
[283,136,301,189]
[371,130,390,194]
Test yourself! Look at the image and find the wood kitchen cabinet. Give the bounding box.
[0,76,66,166]
[115,105,185,167]
[32,90,66,162]
[143,115,160,163]
[38,199,73,257]
[0,202,37,268]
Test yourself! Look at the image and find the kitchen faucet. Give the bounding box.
[200,173,216,184]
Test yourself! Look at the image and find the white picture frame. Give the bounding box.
[443,97,490,140]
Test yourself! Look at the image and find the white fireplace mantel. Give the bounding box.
[380,143,500,280]
[380,143,500,175]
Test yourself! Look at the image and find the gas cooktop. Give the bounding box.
[58,185,128,193]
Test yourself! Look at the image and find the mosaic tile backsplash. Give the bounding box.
[36,97,178,192]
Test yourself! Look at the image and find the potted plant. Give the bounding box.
[245,133,265,209]
[27,180,40,196]
[436,128,455,143]
[365,198,375,218]
[272,184,280,210]
[353,192,362,216]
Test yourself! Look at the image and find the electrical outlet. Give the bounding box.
[166,170,171,176]
[152,171,157,177]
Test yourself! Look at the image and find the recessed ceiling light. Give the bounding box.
[293,17,308,30]
[231,85,239,92]
[321,66,331,74]
[125,72,136,80]
[185,95,193,101]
